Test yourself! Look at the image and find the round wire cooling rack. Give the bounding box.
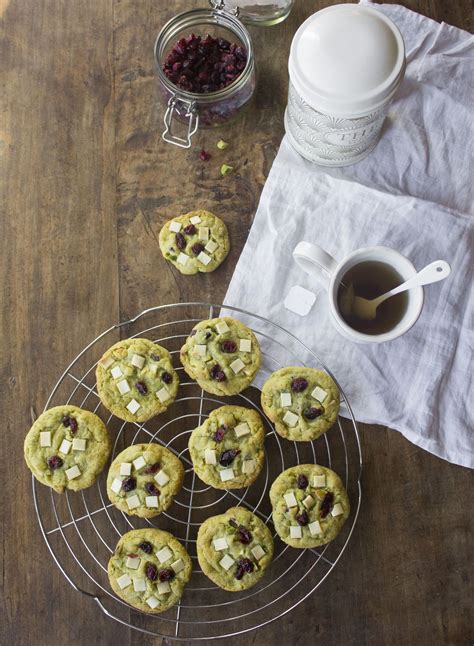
[32,302,362,642]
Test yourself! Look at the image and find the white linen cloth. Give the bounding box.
[224,2,474,468]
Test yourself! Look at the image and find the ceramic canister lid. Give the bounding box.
[288,3,406,117]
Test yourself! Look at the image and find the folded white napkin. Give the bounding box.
[224,3,474,468]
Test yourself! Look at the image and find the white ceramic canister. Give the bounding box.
[285,3,406,167]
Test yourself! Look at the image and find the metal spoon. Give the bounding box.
[352,260,451,321]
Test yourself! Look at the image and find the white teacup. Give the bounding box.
[293,242,424,343]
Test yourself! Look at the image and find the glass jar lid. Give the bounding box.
[209,0,294,26]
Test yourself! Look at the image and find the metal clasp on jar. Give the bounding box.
[162,95,199,148]
[209,0,240,18]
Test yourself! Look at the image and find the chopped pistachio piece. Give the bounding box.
[220,163,234,177]
[217,139,229,150]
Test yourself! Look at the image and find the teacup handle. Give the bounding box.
[293,242,338,289]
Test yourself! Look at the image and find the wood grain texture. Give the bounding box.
[1,1,472,645]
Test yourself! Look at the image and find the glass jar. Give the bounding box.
[154,8,256,148]
[215,0,294,26]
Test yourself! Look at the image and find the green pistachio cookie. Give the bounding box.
[180,317,261,395]
[188,406,265,490]
[197,507,274,591]
[270,464,350,548]
[261,367,340,441]
[107,443,184,518]
[159,209,230,275]
[96,338,179,423]
[24,405,111,493]
[108,528,192,613]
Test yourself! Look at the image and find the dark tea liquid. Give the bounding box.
[337,261,409,335]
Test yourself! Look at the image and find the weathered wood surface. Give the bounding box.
[1,1,472,645]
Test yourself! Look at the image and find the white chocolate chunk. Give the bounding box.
[169,220,182,233]
[148,363,158,376]
[311,386,327,403]
[212,537,228,551]
[171,559,185,574]
[133,456,146,470]
[199,227,209,241]
[110,365,123,379]
[59,439,72,455]
[197,251,212,265]
[65,465,81,480]
[177,252,189,266]
[313,475,326,488]
[126,494,141,510]
[230,358,245,374]
[156,387,170,403]
[215,320,229,335]
[39,431,51,447]
[133,577,146,592]
[239,339,252,352]
[156,547,173,563]
[190,215,201,224]
[219,554,235,571]
[111,478,123,494]
[290,525,302,539]
[194,344,207,356]
[117,379,130,395]
[116,574,132,589]
[219,468,234,482]
[308,520,322,536]
[251,544,265,560]
[120,462,132,476]
[131,353,145,369]
[126,556,141,569]
[205,449,217,465]
[284,492,298,508]
[72,438,87,451]
[283,410,299,427]
[302,494,316,509]
[157,581,171,595]
[205,239,218,254]
[146,596,160,609]
[126,399,140,415]
[234,422,250,437]
[331,502,344,517]
[242,459,256,474]
[280,392,292,407]
[146,496,159,508]
[155,470,169,486]
[99,355,114,369]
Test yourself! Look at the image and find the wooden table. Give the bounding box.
[2,1,472,644]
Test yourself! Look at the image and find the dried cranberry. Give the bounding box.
[150,353,160,361]
[159,568,175,582]
[213,426,226,442]
[176,232,186,250]
[304,407,322,420]
[297,474,309,489]
[320,492,334,519]
[191,243,204,256]
[47,455,63,470]
[145,482,160,496]
[236,525,252,545]
[183,224,197,235]
[144,462,160,474]
[145,562,158,581]
[235,558,254,580]
[291,377,308,392]
[296,511,309,526]
[221,340,237,353]
[210,364,226,382]
[62,415,78,433]
[139,541,153,554]
[219,449,240,467]
[136,381,147,395]
[161,371,172,384]
[121,477,136,492]
[199,149,211,161]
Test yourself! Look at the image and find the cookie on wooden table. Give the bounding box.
[159,209,229,275]
[96,338,179,423]
[270,464,350,548]
[24,405,111,493]
[108,528,192,613]
[188,405,265,490]
[261,367,339,441]
[197,507,273,591]
[180,317,261,395]
[107,443,184,518]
